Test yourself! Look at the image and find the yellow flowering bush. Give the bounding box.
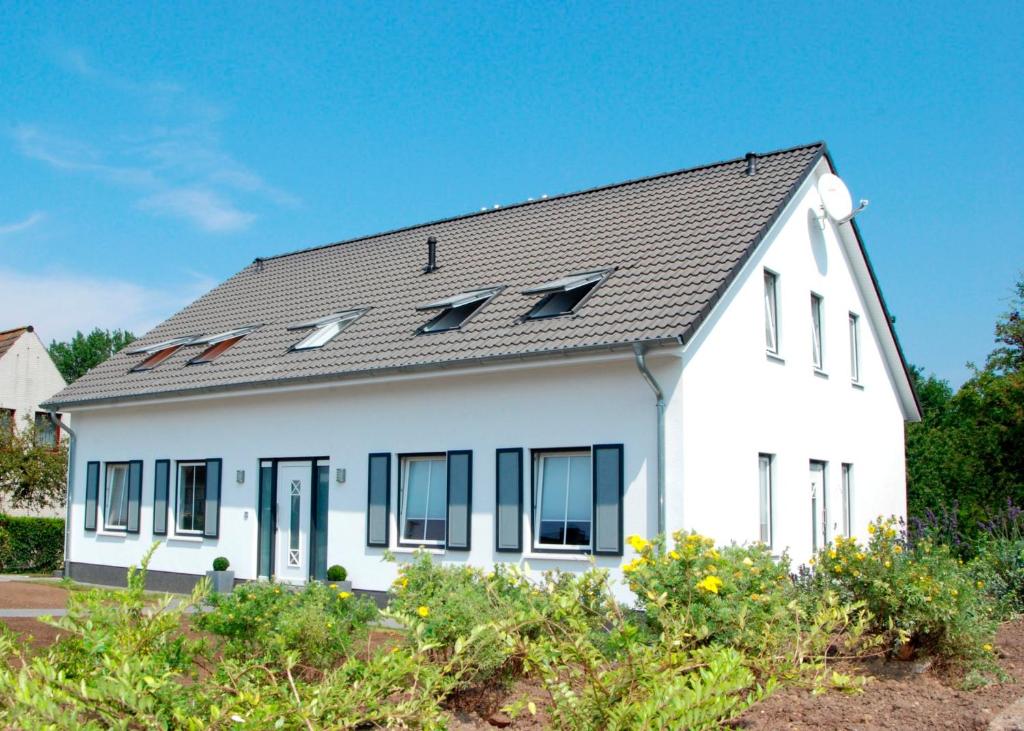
[807,517,995,667]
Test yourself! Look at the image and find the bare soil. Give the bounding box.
[0,581,68,609]
[733,619,1024,731]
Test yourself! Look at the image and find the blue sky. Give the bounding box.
[1,1,1020,386]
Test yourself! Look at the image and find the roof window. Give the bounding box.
[288,309,367,350]
[416,287,501,333]
[127,336,197,372]
[189,325,260,364]
[523,269,611,319]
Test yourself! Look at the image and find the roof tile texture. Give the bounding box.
[51,143,823,406]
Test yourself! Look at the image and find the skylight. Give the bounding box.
[416,287,501,333]
[288,309,367,350]
[189,325,260,364]
[522,269,611,319]
[127,336,197,372]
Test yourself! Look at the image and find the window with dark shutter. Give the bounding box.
[84,461,99,531]
[366,453,390,547]
[495,449,523,552]
[203,459,222,538]
[153,460,170,536]
[446,451,472,550]
[126,461,143,534]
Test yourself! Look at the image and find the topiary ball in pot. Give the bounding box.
[212,556,230,572]
[327,564,347,582]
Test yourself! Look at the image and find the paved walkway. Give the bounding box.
[0,608,66,618]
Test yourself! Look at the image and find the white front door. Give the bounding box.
[809,462,826,553]
[276,461,311,584]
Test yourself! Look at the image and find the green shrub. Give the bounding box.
[969,539,1024,620]
[327,564,347,581]
[0,514,64,573]
[211,555,229,571]
[808,517,996,666]
[197,580,378,668]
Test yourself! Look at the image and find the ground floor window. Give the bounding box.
[841,463,853,537]
[400,455,447,544]
[534,451,592,549]
[104,463,130,529]
[758,453,773,546]
[177,462,208,533]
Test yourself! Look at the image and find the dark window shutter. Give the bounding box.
[203,459,222,538]
[495,449,522,552]
[313,465,329,580]
[592,444,624,556]
[257,463,274,577]
[84,461,100,531]
[446,450,472,550]
[366,453,390,547]
[125,460,143,534]
[153,460,170,535]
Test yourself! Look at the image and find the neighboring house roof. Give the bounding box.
[0,327,31,360]
[48,142,906,409]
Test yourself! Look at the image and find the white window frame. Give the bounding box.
[849,313,861,383]
[841,463,853,537]
[104,463,130,530]
[811,293,824,370]
[532,450,593,552]
[399,455,447,546]
[758,454,773,546]
[176,462,208,535]
[764,270,779,354]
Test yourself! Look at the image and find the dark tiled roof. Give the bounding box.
[0,327,30,360]
[49,142,825,407]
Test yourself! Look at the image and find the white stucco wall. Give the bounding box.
[0,329,69,517]
[66,353,677,594]
[675,161,909,566]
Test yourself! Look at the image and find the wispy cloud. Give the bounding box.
[0,267,216,344]
[0,212,45,236]
[14,48,297,233]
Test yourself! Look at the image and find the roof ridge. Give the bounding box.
[0,326,31,337]
[257,140,826,264]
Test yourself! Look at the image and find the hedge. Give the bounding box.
[0,515,65,573]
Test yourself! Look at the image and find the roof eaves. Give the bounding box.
[41,335,684,411]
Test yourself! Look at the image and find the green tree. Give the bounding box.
[906,275,1024,544]
[48,328,136,383]
[0,416,68,512]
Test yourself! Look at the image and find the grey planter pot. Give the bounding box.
[206,570,235,594]
[327,580,353,592]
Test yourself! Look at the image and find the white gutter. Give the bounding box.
[633,344,666,537]
[48,411,75,579]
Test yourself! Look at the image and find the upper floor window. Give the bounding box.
[810,293,824,370]
[189,325,260,364]
[523,269,610,320]
[400,455,447,545]
[34,411,59,447]
[534,451,592,550]
[288,309,367,350]
[416,288,501,333]
[849,313,861,383]
[764,270,779,354]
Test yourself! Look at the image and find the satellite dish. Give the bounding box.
[817,173,854,221]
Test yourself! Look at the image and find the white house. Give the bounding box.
[43,142,920,595]
[1,325,68,517]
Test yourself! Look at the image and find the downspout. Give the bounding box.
[632,344,666,537]
[49,411,75,579]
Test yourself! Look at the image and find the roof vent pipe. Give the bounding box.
[745,152,758,176]
[423,236,438,273]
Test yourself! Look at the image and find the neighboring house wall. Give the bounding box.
[676,163,907,564]
[0,329,69,518]
[66,354,677,595]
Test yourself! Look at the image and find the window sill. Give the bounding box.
[391,546,446,555]
[851,381,865,391]
[813,368,829,379]
[523,551,594,562]
[95,529,128,539]
[765,351,785,365]
[166,534,205,544]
